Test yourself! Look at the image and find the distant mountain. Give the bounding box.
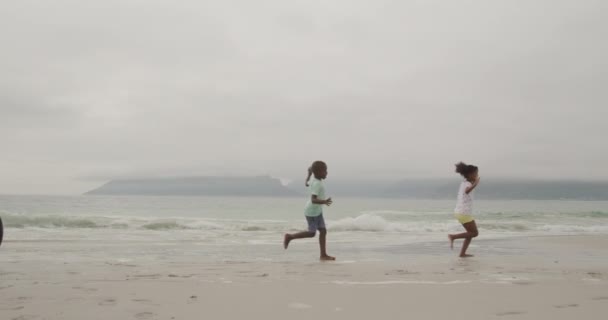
[469,180,608,200]
[314,179,608,200]
[85,176,608,200]
[85,176,298,197]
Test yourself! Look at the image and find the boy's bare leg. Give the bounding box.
[318,229,335,260]
[284,231,315,249]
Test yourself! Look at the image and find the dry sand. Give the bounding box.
[1,235,607,319]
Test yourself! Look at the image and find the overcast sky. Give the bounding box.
[1,0,606,194]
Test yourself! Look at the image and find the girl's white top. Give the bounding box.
[454,181,473,214]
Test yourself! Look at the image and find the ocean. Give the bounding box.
[1,195,608,263]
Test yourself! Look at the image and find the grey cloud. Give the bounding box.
[0,0,607,194]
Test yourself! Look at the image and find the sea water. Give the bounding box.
[1,195,607,263]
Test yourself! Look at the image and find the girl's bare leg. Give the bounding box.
[448,221,478,257]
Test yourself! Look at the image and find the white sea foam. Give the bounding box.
[329,280,471,285]
[3,211,608,236]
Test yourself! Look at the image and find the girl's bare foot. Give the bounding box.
[459,254,474,258]
[283,234,291,249]
[320,255,336,261]
[448,235,454,250]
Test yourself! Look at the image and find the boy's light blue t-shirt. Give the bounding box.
[304,178,326,217]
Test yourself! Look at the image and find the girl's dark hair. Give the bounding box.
[305,161,327,186]
[455,162,478,178]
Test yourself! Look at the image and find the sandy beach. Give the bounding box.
[1,235,607,320]
[2,0,607,318]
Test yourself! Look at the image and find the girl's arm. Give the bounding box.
[465,177,481,194]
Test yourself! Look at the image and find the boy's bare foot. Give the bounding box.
[320,255,336,261]
[283,234,291,249]
[459,254,474,258]
[448,235,454,250]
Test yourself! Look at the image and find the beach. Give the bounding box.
[2,0,606,317]
[1,196,608,319]
[1,235,607,319]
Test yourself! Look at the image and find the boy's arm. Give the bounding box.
[465,177,481,194]
[311,195,332,205]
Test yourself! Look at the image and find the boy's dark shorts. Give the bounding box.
[306,214,326,233]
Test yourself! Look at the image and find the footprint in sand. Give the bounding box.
[288,302,312,309]
[132,299,159,306]
[7,297,32,304]
[11,316,38,320]
[106,262,138,268]
[511,280,534,286]
[130,274,162,280]
[168,274,195,278]
[496,311,527,316]
[72,286,98,293]
[1,306,25,311]
[388,269,420,275]
[98,299,117,306]
[134,312,155,319]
